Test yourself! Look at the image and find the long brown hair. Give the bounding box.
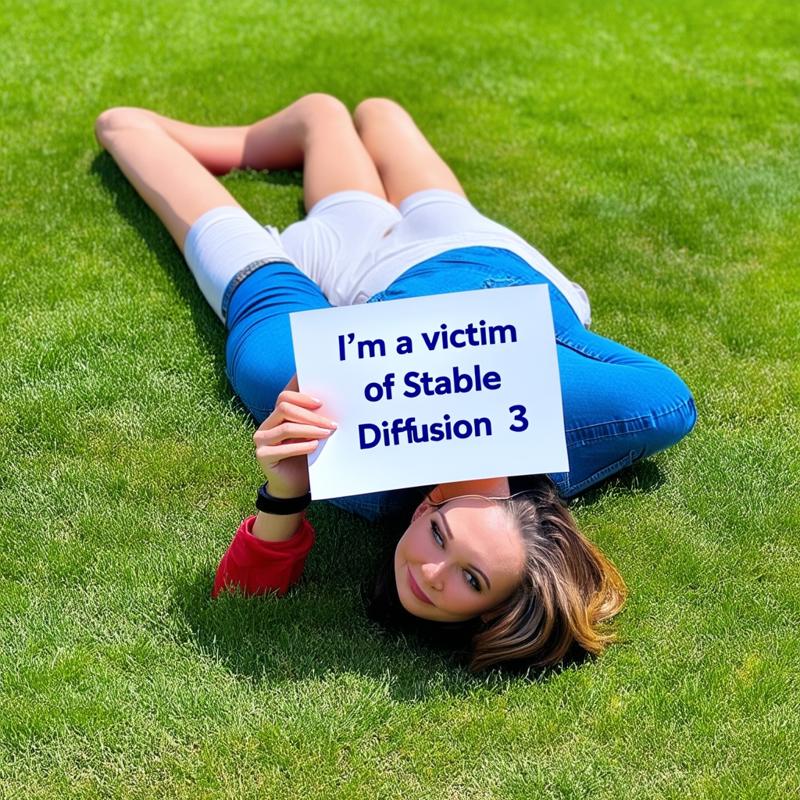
[362,476,627,673]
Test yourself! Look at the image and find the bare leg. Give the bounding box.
[352,97,467,207]
[95,94,387,250]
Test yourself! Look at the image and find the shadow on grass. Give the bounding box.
[165,452,658,699]
[247,166,307,218]
[576,459,666,504]
[170,505,497,701]
[169,480,636,700]
[89,152,303,412]
[169,459,661,699]
[166,451,658,699]
[173,564,597,701]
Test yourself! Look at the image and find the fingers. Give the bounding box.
[277,392,328,413]
[255,422,335,445]
[257,396,338,434]
[281,390,317,404]
[253,378,332,487]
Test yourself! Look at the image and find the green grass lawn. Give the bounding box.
[2,0,798,796]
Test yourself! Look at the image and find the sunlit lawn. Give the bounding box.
[1,0,798,796]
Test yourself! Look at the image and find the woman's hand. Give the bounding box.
[253,376,337,497]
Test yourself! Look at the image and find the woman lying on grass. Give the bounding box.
[94,94,696,672]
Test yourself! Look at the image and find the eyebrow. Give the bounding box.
[437,511,492,591]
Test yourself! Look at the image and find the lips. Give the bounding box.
[407,566,434,605]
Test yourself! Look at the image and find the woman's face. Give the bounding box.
[394,496,526,623]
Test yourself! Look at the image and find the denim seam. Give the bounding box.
[565,396,696,438]
[555,333,618,361]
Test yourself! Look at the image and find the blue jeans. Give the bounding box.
[224,247,697,521]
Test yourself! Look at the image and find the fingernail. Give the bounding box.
[310,396,323,404]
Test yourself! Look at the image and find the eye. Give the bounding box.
[463,570,481,592]
[430,520,444,546]
[431,520,481,592]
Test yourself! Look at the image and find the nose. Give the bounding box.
[421,560,446,590]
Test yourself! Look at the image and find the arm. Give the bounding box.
[213,378,337,598]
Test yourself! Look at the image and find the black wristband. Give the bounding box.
[256,482,312,515]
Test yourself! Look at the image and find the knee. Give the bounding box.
[294,93,351,126]
[636,365,698,457]
[563,351,697,462]
[663,376,697,448]
[353,97,407,132]
[94,106,156,146]
[561,365,697,497]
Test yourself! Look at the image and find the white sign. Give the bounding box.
[289,285,568,499]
